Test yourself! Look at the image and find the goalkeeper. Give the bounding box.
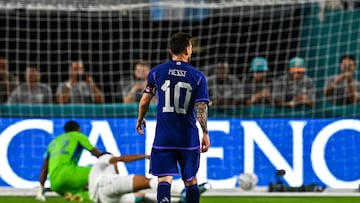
[36,120,103,201]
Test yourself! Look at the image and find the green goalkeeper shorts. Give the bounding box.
[50,164,91,198]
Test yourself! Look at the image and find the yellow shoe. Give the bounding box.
[64,192,73,201]
[70,194,83,202]
[63,192,83,202]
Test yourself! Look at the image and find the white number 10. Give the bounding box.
[161,80,192,114]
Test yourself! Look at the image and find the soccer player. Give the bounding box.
[36,120,103,201]
[89,152,185,203]
[136,32,210,203]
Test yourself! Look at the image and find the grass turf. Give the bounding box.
[0,196,93,203]
[1,196,360,203]
[201,196,360,203]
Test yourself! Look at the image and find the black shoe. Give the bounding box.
[179,189,186,203]
[179,183,208,203]
[199,182,208,194]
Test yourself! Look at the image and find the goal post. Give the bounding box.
[1,0,360,190]
[0,0,319,108]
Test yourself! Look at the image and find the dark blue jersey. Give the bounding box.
[145,60,209,149]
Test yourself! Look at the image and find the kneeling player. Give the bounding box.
[89,153,186,203]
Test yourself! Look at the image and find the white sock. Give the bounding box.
[171,180,184,196]
[149,178,183,196]
[149,178,158,190]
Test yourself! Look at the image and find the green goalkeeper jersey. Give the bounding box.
[45,131,95,180]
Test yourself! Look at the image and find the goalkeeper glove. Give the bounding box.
[35,185,46,202]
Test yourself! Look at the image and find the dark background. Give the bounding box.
[0,4,306,103]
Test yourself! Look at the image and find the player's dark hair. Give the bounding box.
[340,54,356,64]
[64,120,80,132]
[169,32,192,55]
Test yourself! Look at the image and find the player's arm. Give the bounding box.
[90,148,103,158]
[110,154,150,164]
[196,101,210,152]
[39,158,48,187]
[76,132,103,158]
[136,92,153,135]
[36,158,49,201]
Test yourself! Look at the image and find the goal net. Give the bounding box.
[1,0,360,190]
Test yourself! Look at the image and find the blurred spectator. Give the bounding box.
[56,61,104,104]
[240,57,272,106]
[116,60,156,104]
[341,0,360,9]
[272,57,315,107]
[324,54,360,105]
[0,56,19,103]
[207,61,241,108]
[7,66,52,104]
[318,1,360,22]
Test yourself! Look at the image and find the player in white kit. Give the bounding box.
[89,153,184,203]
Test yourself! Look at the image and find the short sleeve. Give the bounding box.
[144,70,157,95]
[75,132,96,151]
[195,74,210,103]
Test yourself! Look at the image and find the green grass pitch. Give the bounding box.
[1,196,360,203]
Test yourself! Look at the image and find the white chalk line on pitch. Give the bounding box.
[0,187,359,197]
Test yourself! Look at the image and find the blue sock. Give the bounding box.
[157,182,171,203]
[185,184,200,203]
